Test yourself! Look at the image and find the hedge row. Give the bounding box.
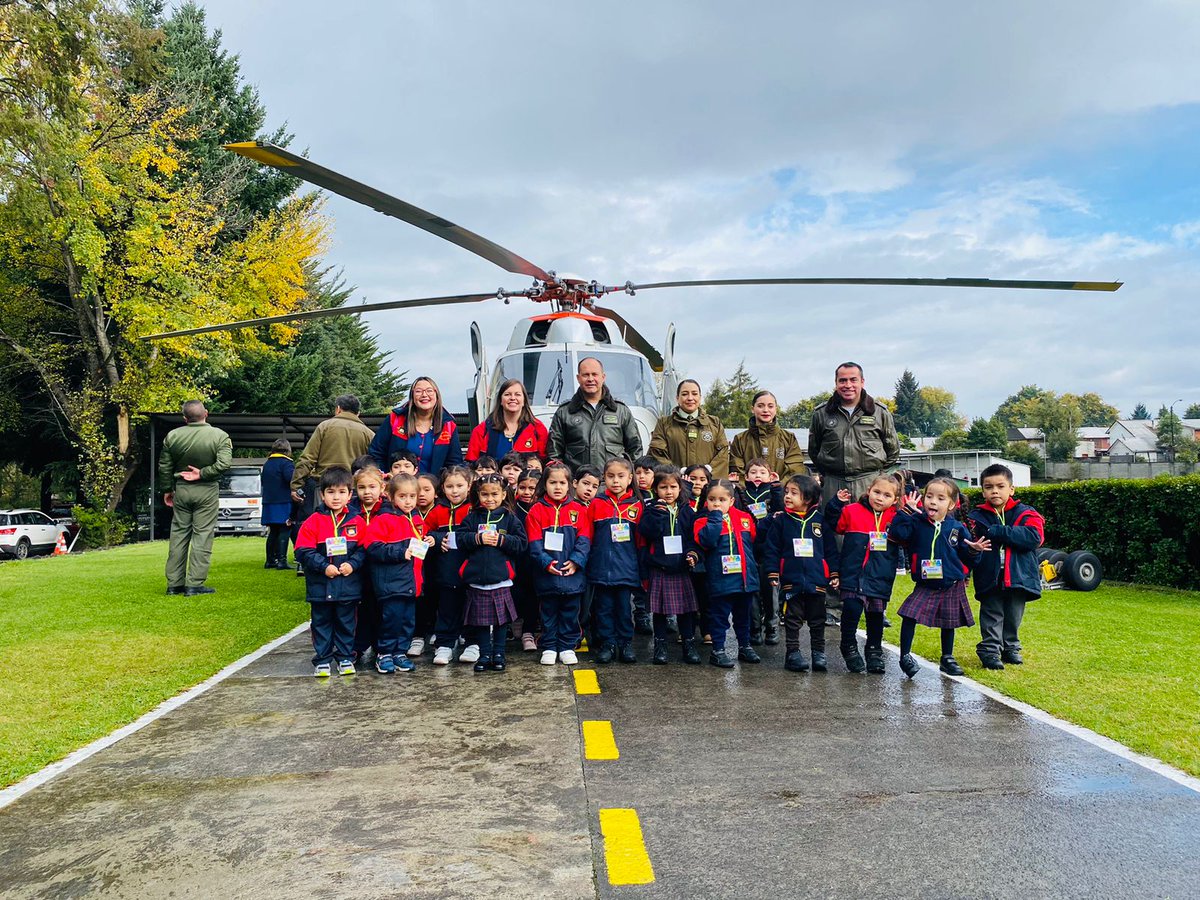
[961,475,1200,591]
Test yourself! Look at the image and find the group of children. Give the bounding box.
[294,448,1044,680]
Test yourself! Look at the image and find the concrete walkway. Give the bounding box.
[2,633,1199,898]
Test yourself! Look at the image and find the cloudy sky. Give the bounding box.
[196,0,1200,419]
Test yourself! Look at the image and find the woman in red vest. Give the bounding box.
[466,379,549,462]
[369,376,465,474]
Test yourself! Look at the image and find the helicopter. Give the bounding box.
[144,141,1122,449]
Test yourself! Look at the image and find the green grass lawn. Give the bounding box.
[0,538,308,788]
[890,579,1200,777]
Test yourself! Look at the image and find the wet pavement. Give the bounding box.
[2,632,1199,898]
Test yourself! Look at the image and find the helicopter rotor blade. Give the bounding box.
[590,304,665,371]
[225,142,554,282]
[141,292,508,341]
[617,277,1122,292]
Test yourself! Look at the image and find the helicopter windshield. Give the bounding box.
[494,350,657,408]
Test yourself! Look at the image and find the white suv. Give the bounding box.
[0,509,67,560]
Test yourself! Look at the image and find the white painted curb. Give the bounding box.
[0,621,310,811]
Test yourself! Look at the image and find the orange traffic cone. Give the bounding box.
[53,531,69,556]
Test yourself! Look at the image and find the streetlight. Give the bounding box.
[1169,398,1183,474]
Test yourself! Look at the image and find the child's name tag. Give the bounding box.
[445,531,457,550]
[408,538,428,559]
[721,554,743,574]
[793,538,814,558]
[544,531,564,552]
[325,536,347,556]
[870,531,889,551]
[611,522,631,542]
[749,501,768,519]
[921,559,943,579]
[663,535,683,555]
[478,523,498,535]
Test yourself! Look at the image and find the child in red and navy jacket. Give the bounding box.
[453,474,528,673]
[362,475,435,674]
[349,466,391,664]
[694,478,760,668]
[638,468,700,665]
[965,463,1045,670]
[763,474,835,673]
[889,476,990,679]
[513,468,541,651]
[737,457,784,646]
[295,467,367,677]
[525,461,592,666]
[424,466,473,666]
[586,458,644,665]
[825,472,903,675]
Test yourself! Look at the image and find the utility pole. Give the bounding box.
[1169,398,1183,475]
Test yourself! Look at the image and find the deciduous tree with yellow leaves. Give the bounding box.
[0,1,328,511]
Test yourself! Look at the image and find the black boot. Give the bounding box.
[810,651,828,672]
[709,649,735,668]
[785,649,808,672]
[865,647,885,674]
[939,655,964,676]
[473,655,492,673]
[618,643,637,664]
[492,652,507,672]
[763,624,779,645]
[749,628,764,647]
[738,645,761,663]
[681,639,700,664]
[842,643,866,674]
[899,653,920,679]
[634,613,653,635]
[652,639,669,665]
[596,643,615,664]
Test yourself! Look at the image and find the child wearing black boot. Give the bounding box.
[888,476,990,678]
[763,474,834,672]
[638,468,701,665]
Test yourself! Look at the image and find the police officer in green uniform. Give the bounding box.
[808,362,900,623]
[159,400,233,596]
[648,379,729,477]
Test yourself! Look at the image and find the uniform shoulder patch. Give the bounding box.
[949,530,960,546]
[812,523,822,537]
[701,430,713,442]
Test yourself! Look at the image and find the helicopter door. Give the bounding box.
[659,323,679,415]
[469,321,490,427]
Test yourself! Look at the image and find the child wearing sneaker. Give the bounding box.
[889,476,991,678]
[965,464,1045,670]
[513,468,541,652]
[362,474,435,673]
[295,467,367,676]
[424,466,474,666]
[454,474,528,672]
[763,474,834,673]
[585,458,644,665]
[349,466,390,666]
[638,468,700,665]
[694,478,760,668]
[825,473,903,675]
[525,461,592,666]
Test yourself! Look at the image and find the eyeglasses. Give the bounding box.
[412,388,437,397]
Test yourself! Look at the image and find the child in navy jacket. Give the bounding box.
[453,474,528,673]
[295,468,367,677]
[348,466,390,664]
[965,463,1045,669]
[825,472,903,675]
[513,468,541,652]
[889,476,990,678]
[763,474,835,673]
[694,478,760,668]
[424,466,473,666]
[362,475,435,674]
[525,461,592,666]
[737,457,784,646]
[638,468,700,665]
[586,458,644,665]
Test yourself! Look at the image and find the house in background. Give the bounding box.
[1107,419,1162,461]
[1075,426,1111,459]
[1006,426,1046,457]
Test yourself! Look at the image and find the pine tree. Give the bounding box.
[1185,404,1200,420]
[703,361,759,427]
[892,369,922,436]
[1131,403,1151,420]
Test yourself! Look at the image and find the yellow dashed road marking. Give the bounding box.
[574,669,600,695]
[582,720,619,760]
[599,808,655,885]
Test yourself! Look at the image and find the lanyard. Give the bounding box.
[330,510,346,537]
[551,501,564,531]
[447,501,464,526]
[873,509,884,533]
[930,518,943,558]
[404,512,422,538]
[667,503,678,536]
[484,510,503,530]
[609,494,634,523]
[361,504,374,526]
[787,509,812,540]
[723,513,737,556]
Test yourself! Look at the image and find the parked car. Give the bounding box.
[0,509,68,559]
[217,465,267,536]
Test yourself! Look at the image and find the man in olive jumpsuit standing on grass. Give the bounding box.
[160,400,233,596]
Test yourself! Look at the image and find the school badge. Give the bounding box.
[569,510,578,523]
[813,523,822,537]
[345,525,359,538]
[949,531,959,546]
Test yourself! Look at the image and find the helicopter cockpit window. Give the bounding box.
[589,352,657,408]
[495,352,573,406]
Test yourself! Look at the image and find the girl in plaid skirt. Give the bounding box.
[888,476,991,679]
[454,474,528,673]
[638,468,701,665]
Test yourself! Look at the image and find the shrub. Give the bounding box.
[71,505,131,549]
[962,475,1200,590]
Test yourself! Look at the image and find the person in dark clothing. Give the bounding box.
[260,439,294,569]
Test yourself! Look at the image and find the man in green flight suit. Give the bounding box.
[159,400,233,596]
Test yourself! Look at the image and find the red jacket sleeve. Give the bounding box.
[466,423,488,462]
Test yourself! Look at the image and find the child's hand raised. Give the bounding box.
[836,488,852,502]
[904,495,922,513]
[965,536,992,553]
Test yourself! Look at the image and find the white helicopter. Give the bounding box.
[146,142,1121,448]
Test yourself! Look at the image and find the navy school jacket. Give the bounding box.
[586,491,643,587]
[888,508,979,586]
[295,509,367,603]
[825,496,900,599]
[423,500,472,588]
[762,508,833,596]
[638,500,697,576]
[965,499,1045,599]
[525,498,593,595]
[453,507,528,586]
[361,510,426,600]
[693,507,760,597]
[738,480,782,553]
